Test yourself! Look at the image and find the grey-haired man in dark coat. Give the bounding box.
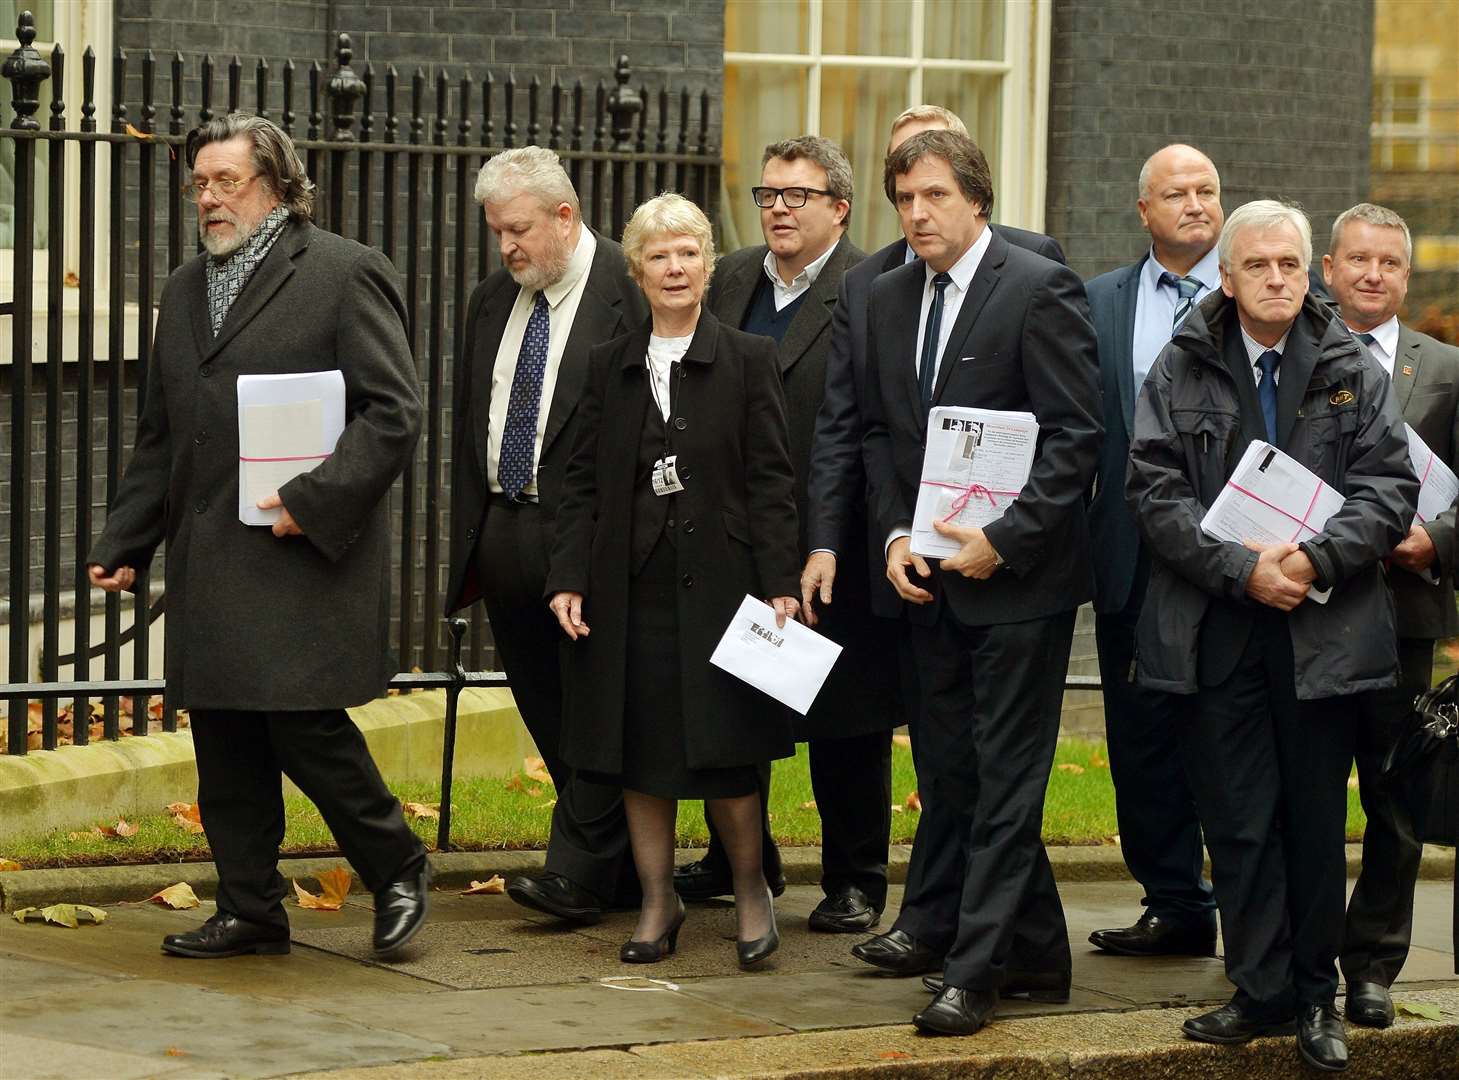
[87,114,429,962]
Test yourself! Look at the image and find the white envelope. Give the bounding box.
[709,595,843,716]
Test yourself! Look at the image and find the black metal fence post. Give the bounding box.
[606,56,642,236]
[436,617,468,852]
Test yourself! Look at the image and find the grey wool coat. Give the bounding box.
[88,219,423,710]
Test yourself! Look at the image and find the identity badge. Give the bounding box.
[652,454,685,496]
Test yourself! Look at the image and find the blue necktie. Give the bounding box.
[1255,349,1280,444]
[1159,270,1202,329]
[498,292,551,499]
[919,272,952,415]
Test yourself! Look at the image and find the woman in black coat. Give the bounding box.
[546,193,802,967]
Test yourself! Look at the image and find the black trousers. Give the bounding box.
[191,708,426,931]
[894,606,1075,990]
[1095,586,1216,927]
[477,499,636,904]
[1182,614,1358,1012]
[1342,636,1434,986]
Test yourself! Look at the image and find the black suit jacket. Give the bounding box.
[862,229,1102,627]
[808,228,1067,619]
[446,231,647,613]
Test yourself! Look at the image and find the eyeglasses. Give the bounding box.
[751,186,835,209]
[182,174,257,202]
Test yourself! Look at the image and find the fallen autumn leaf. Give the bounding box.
[402,801,441,820]
[523,756,553,785]
[1057,763,1086,775]
[0,858,21,872]
[148,882,201,910]
[13,903,108,928]
[905,790,922,812]
[292,867,353,910]
[461,876,506,895]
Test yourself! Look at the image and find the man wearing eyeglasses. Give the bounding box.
[87,114,429,962]
[690,136,901,935]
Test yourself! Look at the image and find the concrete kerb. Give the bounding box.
[0,687,538,845]
[2,842,1454,913]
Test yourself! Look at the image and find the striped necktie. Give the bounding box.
[1159,271,1202,329]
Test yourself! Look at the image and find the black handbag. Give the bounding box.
[1381,673,1459,846]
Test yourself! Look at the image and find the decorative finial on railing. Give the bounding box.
[325,32,367,141]
[3,10,52,131]
[606,54,641,152]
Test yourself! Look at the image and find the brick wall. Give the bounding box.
[1045,0,1374,279]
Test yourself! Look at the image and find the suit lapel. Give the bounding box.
[470,282,518,478]
[184,257,212,357]
[880,264,928,418]
[1394,323,1423,414]
[204,220,308,362]
[776,238,856,375]
[711,247,762,331]
[932,230,1007,407]
[543,242,630,455]
[1113,257,1145,435]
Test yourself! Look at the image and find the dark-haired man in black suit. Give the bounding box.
[853,129,1101,1036]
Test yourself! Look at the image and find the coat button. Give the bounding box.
[679,468,692,480]
[667,517,676,529]
[466,527,477,540]
[683,518,695,534]
[681,574,694,588]
[673,416,687,431]
[193,498,208,513]
[194,430,208,446]
[200,364,213,378]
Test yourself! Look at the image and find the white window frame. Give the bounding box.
[724,0,1052,231]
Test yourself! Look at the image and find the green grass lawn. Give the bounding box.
[0,736,1369,868]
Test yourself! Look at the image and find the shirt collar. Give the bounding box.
[1143,244,1221,294]
[1239,322,1293,368]
[762,237,839,291]
[926,221,993,294]
[1346,314,1400,361]
[542,226,596,308]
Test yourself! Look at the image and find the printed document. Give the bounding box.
[911,406,1038,559]
[1403,423,1458,583]
[709,595,843,716]
[1200,440,1344,604]
[237,371,346,526]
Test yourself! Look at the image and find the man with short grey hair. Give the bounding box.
[89,113,430,962]
[1129,199,1417,1072]
[1324,202,1459,1030]
[446,146,647,926]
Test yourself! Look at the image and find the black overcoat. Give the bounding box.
[707,237,903,740]
[88,220,422,710]
[544,310,802,774]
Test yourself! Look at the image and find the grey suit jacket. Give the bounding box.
[88,221,423,710]
[1388,322,1459,640]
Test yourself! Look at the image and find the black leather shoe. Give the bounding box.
[851,928,945,975]
[1182,1000,1297,1044]
[913,986,998,1035]
[1344,980,1394,1028]
[1089,911,1217,957]
[673,858,786,902]
[922,969,1071,1003]
[808,885,880,933]
[507,871,605,925]
[373,861,430,959]
[161,912,290,958]
[620,900,686,964]
[1297,1003,1349,1072]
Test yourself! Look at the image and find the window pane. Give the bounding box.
[924,0,1004,61]
[721,65,809,252]
[921,69,1002,211]
[822,0,912,57]
[819,66,912,252]
[726,0,808,54]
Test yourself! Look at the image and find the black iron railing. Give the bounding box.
[1,9,722,769]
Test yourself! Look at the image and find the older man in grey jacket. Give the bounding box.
[1128,200,1416,1073]
[88,114,428,963]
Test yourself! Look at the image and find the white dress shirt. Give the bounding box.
[487,227,598,496]
[1132,245,1220,388]
[1345,315,1400,376]
[761,240,838,312]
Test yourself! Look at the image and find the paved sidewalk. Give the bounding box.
[0,875,1454,1079]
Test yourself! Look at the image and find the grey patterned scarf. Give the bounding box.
[204,205,291,336]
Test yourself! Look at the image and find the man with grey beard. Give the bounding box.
[88,114,429,961]
[446,147,648,925]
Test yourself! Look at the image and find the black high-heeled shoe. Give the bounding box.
[620,900,686,964]
[736,889,779,968]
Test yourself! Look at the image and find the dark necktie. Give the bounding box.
[1354,331,1377,348]
[919,272,953,415]
[1159,271,1202,329]
[1255,349,1281,444]
[498,292,551,499]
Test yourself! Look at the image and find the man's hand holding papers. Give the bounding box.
[931,519,1000,580]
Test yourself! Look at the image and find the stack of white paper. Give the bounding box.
[709,595,843,716]
[911,406,1039,559]
[1402,423,1458,584]
[1200,440,1344,604]
[237,371,346,526]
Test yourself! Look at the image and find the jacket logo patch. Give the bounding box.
[1329,389,1355,406]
